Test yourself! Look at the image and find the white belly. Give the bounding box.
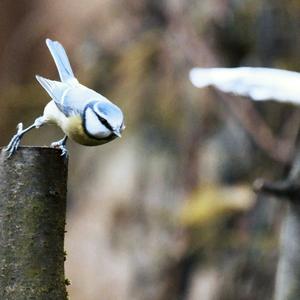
[43,101,67,127]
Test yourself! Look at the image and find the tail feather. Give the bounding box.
[46,38,77,83]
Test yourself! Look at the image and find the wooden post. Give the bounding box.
[0,147,68,300]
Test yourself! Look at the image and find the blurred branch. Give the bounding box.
[255,150,300,300]
[165,2,299,165]
[215,90,298,164]
[254,179,300,200]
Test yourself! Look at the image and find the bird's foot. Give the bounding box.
[51,138,68,157]
[3,123,24,158]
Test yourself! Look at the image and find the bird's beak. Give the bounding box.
[113,130,122,138]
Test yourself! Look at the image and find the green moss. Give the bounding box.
[64,278,71,286]
[64,250,67,261]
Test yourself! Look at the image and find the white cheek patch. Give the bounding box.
[94,102,124,132]
[85,108,111,138]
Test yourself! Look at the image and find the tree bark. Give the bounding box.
[0,146,68,300]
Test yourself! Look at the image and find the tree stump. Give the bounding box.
[0,147,68,300]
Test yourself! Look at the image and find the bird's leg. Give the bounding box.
[50,135,68,156]
[4,116,45,158]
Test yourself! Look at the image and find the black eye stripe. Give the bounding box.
[97,115,113,131]
[83,105,117,141]
[85,102,114,132]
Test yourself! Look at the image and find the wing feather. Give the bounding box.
[36,75,74,115]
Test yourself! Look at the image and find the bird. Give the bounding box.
[189,67,300,104]
[4,38,125,157]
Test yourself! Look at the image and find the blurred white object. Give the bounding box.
[189,67,300,104]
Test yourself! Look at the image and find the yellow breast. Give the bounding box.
[43,101,114,146]
[63,115,106,146]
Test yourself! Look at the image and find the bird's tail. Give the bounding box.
[46,38,77,84]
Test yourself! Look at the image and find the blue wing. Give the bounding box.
[36,75,108,116]
[37,38,113,116]
[36,75,75,115]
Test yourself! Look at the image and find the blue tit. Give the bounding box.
[4,38,125,157]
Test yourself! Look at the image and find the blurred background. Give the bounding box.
[1,1,300,299]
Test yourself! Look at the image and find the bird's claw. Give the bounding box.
[50,140,68,157]
[3,123,24,158]
[58,145,68,157]
[16,123,23,133]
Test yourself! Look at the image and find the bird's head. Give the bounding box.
[83,101,125,140]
